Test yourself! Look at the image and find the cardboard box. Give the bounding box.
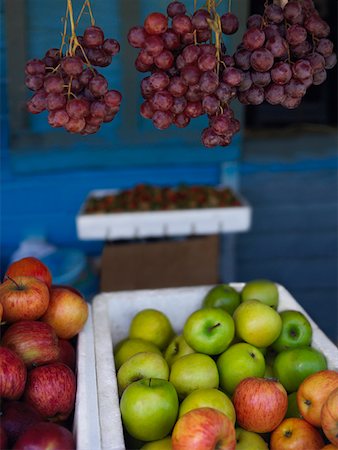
[100,235,220,292]
[92,284,338,450]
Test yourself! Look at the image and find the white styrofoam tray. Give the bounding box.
[76,189,252,240]
[92,284,338,450]
[73,304,101,450]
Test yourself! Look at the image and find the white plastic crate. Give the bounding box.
[76,189,252,240]
[92,284,338,450]
[73,304,101,450]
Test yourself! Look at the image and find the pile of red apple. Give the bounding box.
[113,280,338,450]
[0,257,89,449]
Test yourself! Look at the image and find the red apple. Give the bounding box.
[40,287,88,339]
[5,256,52,288]
[1,320,60,368]
[24,362,76,422]
[58,339,76,372]
[2,400,43,446]
[0,347,27,400]
[321,387,338,446]
[172,407,236,450]
[0,276,50,323]
[52,284,84,298]
[12,422,75,450]
[233,377,288,433]
[297,370,338,427]
[270,417,325,450]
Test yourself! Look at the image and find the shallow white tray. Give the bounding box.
[73,304,101,450]
[92,284,338,450]
[76,189,252,240]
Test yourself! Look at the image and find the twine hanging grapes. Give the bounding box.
[25,0,122,135]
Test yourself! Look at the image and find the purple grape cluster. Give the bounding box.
[25,26,122,135]
[127,1,241,148]
[233,0,336,109]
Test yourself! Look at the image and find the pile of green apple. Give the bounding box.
[113,280,338,450]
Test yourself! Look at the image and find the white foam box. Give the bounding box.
[73,305,101,450]
[76,189,252,240]
[92,284,338,450]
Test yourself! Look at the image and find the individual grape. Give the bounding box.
[86,48,112,67]
[325,52,337,70]
[222,55,235,67]
[173,113,190,128]
[167,1,186,18]
[215,83,236,103]
[316,38,334,58]
[89,74,108,96]
[152,110,172,129]
[264,4,284,24]
[290,41,312,58]
[292,59,313,80]
[200,70,219,94]
[199,44,216,56]
[61,56,83,76]
[44,74,64,93]
[304,13,330,38]
[286,24,307,46]
[182,45,201,64]
[25,59,45,75]
[242,27,266,51]
[48,109,70,127]
[175,54,186,71]
[44,48,61,66]
[285,78,307,98]
[201,127,222,148]
[271,61,292,85]
[265,35,288,58]
[154,49,175,70]
[220,13,239,35]
[185,84,203,102]
[198,53,217,72]
[212,113,233,135]
[46,92,67,111]
[135,55,152,72]
[250,48,274,72]
[306,52,326,73]
[238,72,253,92]
[202,95,220,115]
[90,101,107,118]
[79,67,95,86]
[185,101,203,118]
[192,9,211,31]
[64,117,86,133]
[172,14,193,35]
[66,98,90,118]
[144,12,168,35]
[283,2,303,25]
[197,29,212,43]
[170,96,187,114]
[234,48,252,71]
[312,69,327,85]
[140,101,155,119]
[144,35,164,56]
[281,95,302,109]
[168,77,188,97]
[83,26,104,47]
[127,26,148,48]
[81,124,101,135]
[251,70,271,87]
[181,32,195,46]
[265,83,285,105]
[246,14,263,29]
[162,29,181,50]
[105,90,122,107]
[27,90,47,113]
[264,23,281,40]
[151,90,174,111]
[181,65,201,85]
[25,75,44,91]
[222,67,244,87]
[245,85,265,105]
[138,50,154,66]
[149,71,170,91]
[103,38,120,56]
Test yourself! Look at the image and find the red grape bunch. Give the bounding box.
[233,0,336,109]
[127,1,241,148]
[25,0,122,136]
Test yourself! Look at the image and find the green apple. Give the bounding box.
[164,334,195,367]
[178,388,236,424]
[117,352,169,395]
[235,427,268,449]
[233,300,282,348]
[217,342,266,395]
[272,346,327,393]
[140,436,172,449]
[183,308,235,355]
[241,279,279,308]
[271,310,312,353]
[129,309,174,351]
[202,284,241,315]
[120,378,179,441]
[285,392,302,418]
[114,338,162,370]
[169,353,219,399]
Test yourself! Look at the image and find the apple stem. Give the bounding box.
[5,275,23,290]
[208,322,221,332]
[148,378,151,387]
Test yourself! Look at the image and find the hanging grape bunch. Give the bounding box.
[25,0,122,135]
[128,0,243,148]
[234,0,336,109]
